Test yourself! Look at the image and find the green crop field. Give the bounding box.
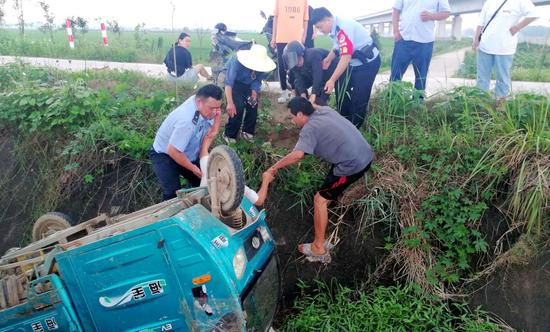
[0,28,470,73]
[457,42,550,82]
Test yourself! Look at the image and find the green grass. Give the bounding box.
[457,42,550,82]
[363,82,549,289]
[0,63,546,330]
[281,281,503,331]
[0,28,470,73]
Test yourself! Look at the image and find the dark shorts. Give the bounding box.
[317,163,371,201]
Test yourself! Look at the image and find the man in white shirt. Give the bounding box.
[473,0,538,98]
[390,0,451,93]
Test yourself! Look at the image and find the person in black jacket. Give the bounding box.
[283,41,338,107]
[304,5,315,48]
[163,32,211,82]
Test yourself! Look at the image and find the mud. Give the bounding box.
[265,192,386,313]
[470,248,550,332]
[0,134,40,253]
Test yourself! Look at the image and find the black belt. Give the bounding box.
[353,44,377,64]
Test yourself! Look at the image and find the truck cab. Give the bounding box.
[0,146,279,331]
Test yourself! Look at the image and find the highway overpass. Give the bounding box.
[356,0,550,40]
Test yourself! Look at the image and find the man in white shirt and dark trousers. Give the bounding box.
[390,0,451,95]
[473,0,538,99]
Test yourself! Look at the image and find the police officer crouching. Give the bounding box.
[150,84,223,201]
[311,7,381,129]
[283,41,338,107]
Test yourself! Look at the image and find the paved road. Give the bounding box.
[378,47,550,96]
[2,51,549,96]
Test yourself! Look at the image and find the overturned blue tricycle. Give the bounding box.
[0,145,279,332]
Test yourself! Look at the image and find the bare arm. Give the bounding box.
[321,49,337,70]
[200,110,222,158]
[225,85,236,118]
[268,150,305,174]
[325,54,352,93]
[325,49,336,62]
[167,144,202,177]
[472,25,483,50]
[510,17,537,35]
[392,9,402,41]
[420,11,450,22]
[432,12,450,21]
[254,172,275,206]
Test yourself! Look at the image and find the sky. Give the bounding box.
[2,0,550,31]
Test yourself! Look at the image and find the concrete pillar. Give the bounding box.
[452,15,463,41]
[388,22,393,36]
[436,19,447,39]
[370,24,375,34]
[378,23,385,36]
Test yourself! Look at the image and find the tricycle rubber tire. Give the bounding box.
[32,212,75,241]
[207,145,245,214]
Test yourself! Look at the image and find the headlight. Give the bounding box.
[257,226,271,242]
[233,247,247,279]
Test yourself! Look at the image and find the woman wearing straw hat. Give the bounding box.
[223,44,276,143]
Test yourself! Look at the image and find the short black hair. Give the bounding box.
[196,84,223,100]
[310,7,332,25]
[288,97,315,116]
[178,32,190,40]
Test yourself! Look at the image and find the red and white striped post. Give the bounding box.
[100,22,109,46]
[66,19,75,49]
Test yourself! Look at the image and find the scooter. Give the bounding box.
[209,23,253,85]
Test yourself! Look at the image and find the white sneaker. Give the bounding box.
[223,135,237,144]
[240,132,254,141]
[277,90,290,104]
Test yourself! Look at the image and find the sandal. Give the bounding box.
[299,243,331,264]
[324,240,335,251]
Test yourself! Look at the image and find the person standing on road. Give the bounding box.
[223,44,276,143]
[163,32,212,83]
[266,97,374,263]
[271,0,310,104]
[283,41,338,107]
[150,84,223,201]
[472,0,538,99]
[304,5,316,48]
[390,0,451,94]
[310,7,381,129]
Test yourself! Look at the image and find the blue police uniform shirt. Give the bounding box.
[224,55,265,93]
[329,16,380,67]
[153,95,213,162]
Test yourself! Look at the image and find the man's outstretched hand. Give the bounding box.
[262,171,275,184]
[255,171,276,207]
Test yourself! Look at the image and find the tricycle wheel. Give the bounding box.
[32,212,75,241]
[207,145,245,214]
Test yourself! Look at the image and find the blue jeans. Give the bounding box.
[476,50,514,98]
[390,40,434,91]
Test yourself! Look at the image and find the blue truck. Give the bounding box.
[0,146,279,331]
